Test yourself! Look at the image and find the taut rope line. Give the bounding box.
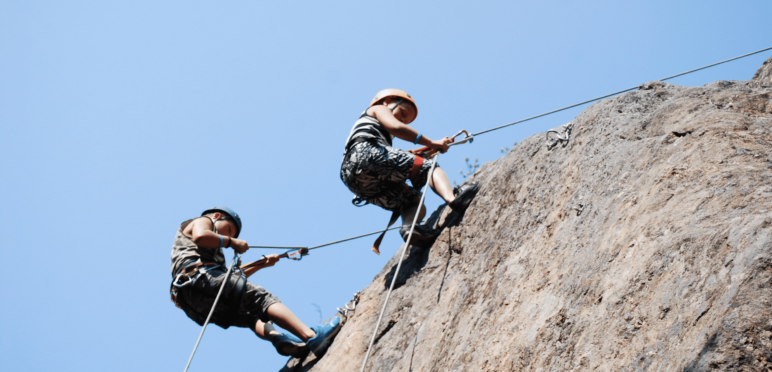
[359,154,440,372]
[248,226,401,251]
[452,46,772,141]
[183,252,241,372]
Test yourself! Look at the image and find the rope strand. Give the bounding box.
[308,226,400,250]
[183,252,240,372]
[359,154,440,372]
[469,46,772,138]
[247,226,400,251]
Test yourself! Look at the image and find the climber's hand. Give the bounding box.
[262,254,280,267]
[230,238,249,254]
[428,137,452,153]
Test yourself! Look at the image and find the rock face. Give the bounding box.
[752,56,772,84]
[284,56,772,371]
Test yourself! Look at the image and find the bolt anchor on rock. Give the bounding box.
[573,203,584,216]
[546,122,574,150]
[337,291,361,317]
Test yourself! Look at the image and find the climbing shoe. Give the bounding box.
[448,181,480,213]
[306,316,342,356]
[271,332,306,357]
[400,224,440,248]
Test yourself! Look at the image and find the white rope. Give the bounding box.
[359,154,440,372]
[183,252,241,372]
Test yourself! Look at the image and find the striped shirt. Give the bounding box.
[344,110,394,151]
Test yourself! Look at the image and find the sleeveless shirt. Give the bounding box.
[344,110,394,151]
[170,217,226,275]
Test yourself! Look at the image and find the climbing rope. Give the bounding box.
[450,46,772,143]
[248,226,401,251]
[183,252,241,372]
[359,154,440,372]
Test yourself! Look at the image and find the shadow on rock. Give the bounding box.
[383,204,464,290]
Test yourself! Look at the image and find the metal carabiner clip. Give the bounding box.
[286,248,309,261]
[230,252,244,275]
[449,129,474,147]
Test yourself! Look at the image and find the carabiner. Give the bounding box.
[449,129,474,147]
[286,248,309,261]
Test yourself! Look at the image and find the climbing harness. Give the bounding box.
[181,247,308,372]
[183,251,241,372]
[170,261,222,307]
[360,153,440,372]
[368,130,474,255]
[546,122,574,150]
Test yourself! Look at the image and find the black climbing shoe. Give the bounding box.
[400,224,440,247]
[448,181,480,213]
[271,333,306,357]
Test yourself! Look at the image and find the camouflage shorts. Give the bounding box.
[176,268,280,329]
[340,141,438,212]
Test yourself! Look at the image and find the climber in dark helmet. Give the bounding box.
[340,89,480,251]
[169,207,341,357]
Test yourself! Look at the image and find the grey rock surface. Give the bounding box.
[752,56,772,84]
[283,56,772,371]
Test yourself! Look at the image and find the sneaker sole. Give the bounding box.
[402,230,439,248]
[449,183,480,212]
[275,340,306,357]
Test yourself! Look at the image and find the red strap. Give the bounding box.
[408,146,429,155]
[409,155,424,185]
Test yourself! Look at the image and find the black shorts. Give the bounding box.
[340,141,438,212]
[176,268,280,329]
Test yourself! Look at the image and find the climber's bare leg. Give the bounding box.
[428,167,455,204]
[401,200,426,227]
[253,320,283,340]
[266,303,316,342]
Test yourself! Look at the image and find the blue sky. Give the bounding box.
[1,1,770,371]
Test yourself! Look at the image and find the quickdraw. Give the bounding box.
[408,129,474,158]
[337,291,362,317]
[545,122,573,150]
[239,248,309,275]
